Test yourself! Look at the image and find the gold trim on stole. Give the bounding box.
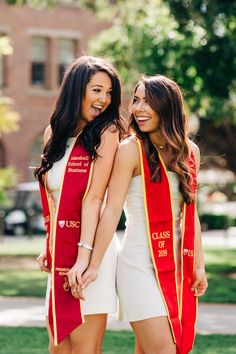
[179,203,186,319]
[80,161,94,324]
[82,161,94,204]
[135,137,178,343]
[46,133,82,345]
[44,175,58,343]
[192,204,198,346]
[157,150,180,311]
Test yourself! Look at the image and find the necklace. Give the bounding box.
[150,135,168,151]
[156,143,168,150]
[152,141,168,151]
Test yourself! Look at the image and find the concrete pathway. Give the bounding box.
[1,296,236,334]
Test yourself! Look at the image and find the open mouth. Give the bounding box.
[91,105,103,117]
[136,116,151,124]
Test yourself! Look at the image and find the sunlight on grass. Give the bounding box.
[0,269,47,297]
[0,241,235,303]
[0,236,45,256]
[201,248,236,303]
[204,248,236,266]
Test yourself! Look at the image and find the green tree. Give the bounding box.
[90,1,235,111]
[5,0,57,7]
[0,36,19,203]
[3,0,236,171]
[165,0,236,170]
[85,0,236,171]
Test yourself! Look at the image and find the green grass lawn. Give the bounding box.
[0,237,236,303]
[0,269,47,297]
[202,247,236,303]
[0,236,44,257]
[0,328,235,354]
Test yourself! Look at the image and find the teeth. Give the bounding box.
[93,105,102,109]
[138,117,150,121]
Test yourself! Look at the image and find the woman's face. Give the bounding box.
[81,71,112,123]
[132,83,160,133]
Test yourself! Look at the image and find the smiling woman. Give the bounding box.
[81,74,208,354]
[34,56,122,354]
[82,72,113,122]
[132,84,160,134]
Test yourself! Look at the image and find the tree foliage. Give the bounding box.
[0,36,19,199]
[85,0,236,124]
[3,0,236,170]
[84,0,236,170]
[0,37,19,134]
[4,0,58,7]
[5,0,235,124]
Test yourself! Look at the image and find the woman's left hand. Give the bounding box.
[191,268,208,297]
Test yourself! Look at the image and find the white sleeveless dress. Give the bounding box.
[45,137,120,316]
[116,172,182,322]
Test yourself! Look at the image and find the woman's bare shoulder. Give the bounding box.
[118,136,139,158]
[99,124,119,145]
[44,125,52,145]
[188,139,200,170]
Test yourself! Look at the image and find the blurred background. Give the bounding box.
[0,1,235,353]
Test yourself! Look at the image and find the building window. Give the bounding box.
[31,37,48,87]
[58,39,75,85]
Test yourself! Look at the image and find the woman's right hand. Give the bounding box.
[67,252,91,300]
[36,250,50,273]
[80,265,98,290]
[67,256,89,286]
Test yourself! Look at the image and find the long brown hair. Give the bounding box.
[130,75,195,204]
[35,56,122,185]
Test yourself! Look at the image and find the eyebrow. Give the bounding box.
[91,84,112,90]
[133,95,146,99]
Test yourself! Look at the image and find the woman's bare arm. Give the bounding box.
[189,141,208,297]
[67,127,120,292]
[80,138,139,289]
[36,125,51,273]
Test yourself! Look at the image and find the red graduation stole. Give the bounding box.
[39,136,93,345]
[136,138,197,354]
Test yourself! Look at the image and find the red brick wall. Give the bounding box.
[0,1,107,181]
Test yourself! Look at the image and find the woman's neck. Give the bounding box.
[149,131,168,151]
[73,121,86,137]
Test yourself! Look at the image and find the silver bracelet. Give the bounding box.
[77,242,93,251]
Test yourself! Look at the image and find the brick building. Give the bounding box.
[0,1,107,181]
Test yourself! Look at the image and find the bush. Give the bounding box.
[200,213,235,230]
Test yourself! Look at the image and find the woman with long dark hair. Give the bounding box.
[80,75,208,354]
[35,56,122,354]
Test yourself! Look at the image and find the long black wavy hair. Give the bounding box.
[35,56,122,185]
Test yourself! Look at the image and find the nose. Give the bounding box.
[98,92,107,104]
[134,100,144,112]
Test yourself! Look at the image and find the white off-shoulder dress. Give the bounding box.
[45,137,120,316]
[116,173,182,322]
